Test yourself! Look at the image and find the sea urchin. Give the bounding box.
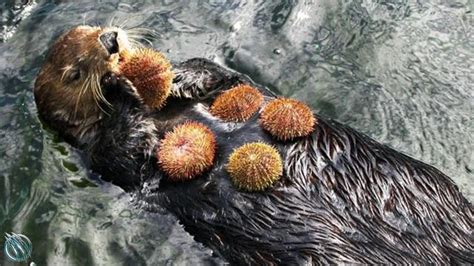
[210,84,264,122]
[227,142,283,192]
[157,121,216,181]
[119,48,174,109]
[259,98,315,141]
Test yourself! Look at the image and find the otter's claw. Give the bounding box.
[101,72,119,88]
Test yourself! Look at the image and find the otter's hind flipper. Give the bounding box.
[171,58,275,100]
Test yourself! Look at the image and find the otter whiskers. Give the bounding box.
[71,68,111,120]
[72,72,91,120]
[91,68,111,115]
[125,27,159,48]
[107,17,158,48]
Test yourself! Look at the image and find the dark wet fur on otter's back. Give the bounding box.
[49,59,474,264]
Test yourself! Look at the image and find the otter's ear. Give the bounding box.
[100,72,146,110]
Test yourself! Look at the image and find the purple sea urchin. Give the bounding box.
[119,48,174,109]
[157,121,216,181]
[226,142,283,192]
[210,84,264,122]
[260,98,315,141]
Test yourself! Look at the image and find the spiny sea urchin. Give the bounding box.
[210,84,264,122]
[259,98,315,141]
[119,48,174,109]
[226,142,283,192]
[157,121,216,181]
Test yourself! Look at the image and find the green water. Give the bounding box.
[0,0,472,265]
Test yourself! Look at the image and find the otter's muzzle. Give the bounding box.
[99,31,119,55]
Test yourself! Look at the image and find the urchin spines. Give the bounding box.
[227,142,283,192]
[119,48,174,109]
[260,98,316,141]
[210,84,264,122]
[157,121,216,181]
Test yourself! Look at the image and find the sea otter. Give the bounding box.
[34,26,473,264]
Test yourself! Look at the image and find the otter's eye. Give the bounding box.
[69,69,81,82]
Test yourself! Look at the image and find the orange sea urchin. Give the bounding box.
[260,98,316,141]
[119,48,174,109]
[227,142,283,192]
[210,84,264,122]
[157,121,216,181]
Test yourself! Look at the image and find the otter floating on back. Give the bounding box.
[34,26,474,264]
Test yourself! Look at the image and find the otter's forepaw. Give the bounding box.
[100,72,147,110]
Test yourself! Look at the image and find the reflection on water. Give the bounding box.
[0,0,472,264]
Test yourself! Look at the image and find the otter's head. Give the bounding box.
[34,26,132,145]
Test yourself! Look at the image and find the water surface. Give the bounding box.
[0,0,472,265]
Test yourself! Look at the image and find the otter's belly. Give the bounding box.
[135,100,474,264]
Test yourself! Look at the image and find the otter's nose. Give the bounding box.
[99,31,119,55]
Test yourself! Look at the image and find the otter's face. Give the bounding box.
[34,26,132,140]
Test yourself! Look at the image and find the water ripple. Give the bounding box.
[0,0,472,264]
